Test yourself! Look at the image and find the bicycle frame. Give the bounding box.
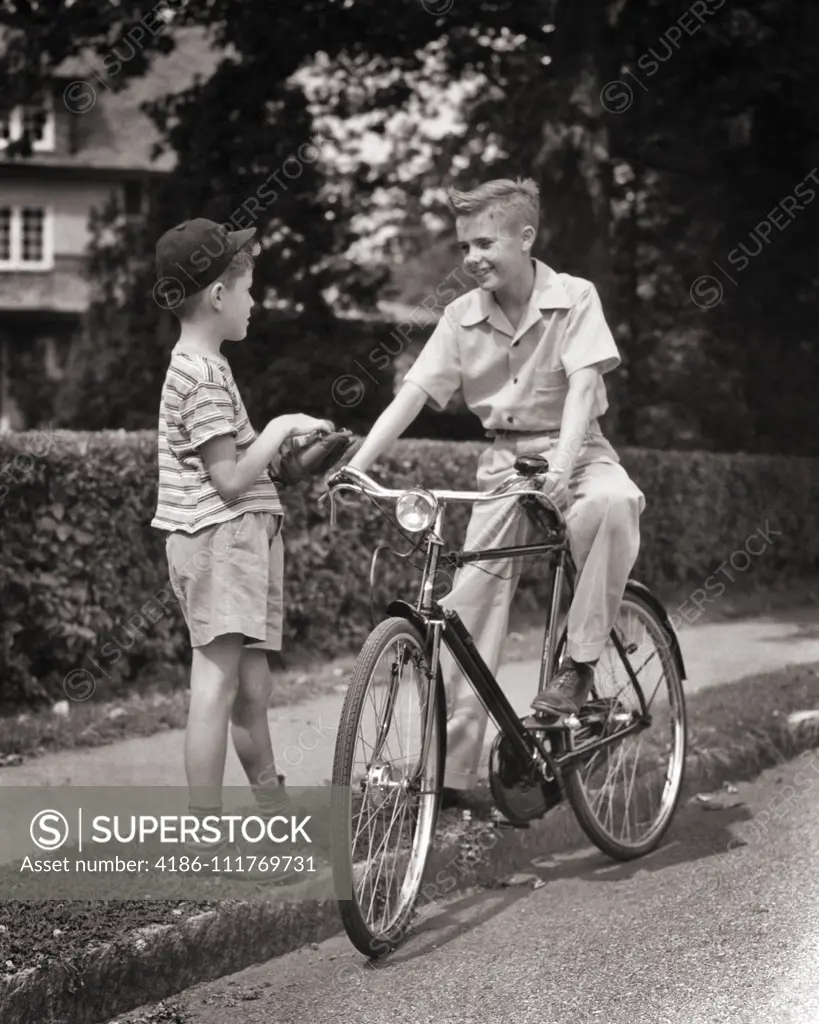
[328,468,657,793]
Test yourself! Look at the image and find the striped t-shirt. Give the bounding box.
[151,349,284,534]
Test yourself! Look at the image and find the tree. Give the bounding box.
[4,0,818,452]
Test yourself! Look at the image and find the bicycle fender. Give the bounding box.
[625,580,687,682]
[385,600,449,690]
[385,600,431,641]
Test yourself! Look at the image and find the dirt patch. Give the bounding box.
[0,900,218,981]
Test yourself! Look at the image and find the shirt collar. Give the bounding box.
[459,259,574,328]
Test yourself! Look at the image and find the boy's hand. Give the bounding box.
[279,414,335,438]
[272,426,356,487]
[540,469,571,510]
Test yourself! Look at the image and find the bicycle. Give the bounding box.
[325,455,687,959]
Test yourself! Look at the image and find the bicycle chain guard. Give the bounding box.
[487,730,561,827]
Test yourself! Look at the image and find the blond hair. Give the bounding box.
[447,177,540,233]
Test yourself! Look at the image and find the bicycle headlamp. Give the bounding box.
[395,489,438,533]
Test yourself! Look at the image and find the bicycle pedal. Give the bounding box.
[522,714,579,732]
[490,815,531,830]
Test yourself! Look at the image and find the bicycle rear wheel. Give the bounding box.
[331,616,445,957]
[560,586,687,860]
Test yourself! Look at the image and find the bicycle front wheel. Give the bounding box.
[561,586,687,860]
[331,616,446,958]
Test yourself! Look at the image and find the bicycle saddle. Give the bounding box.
[514,454,550,477]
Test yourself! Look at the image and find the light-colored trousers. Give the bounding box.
[439,428,646,789]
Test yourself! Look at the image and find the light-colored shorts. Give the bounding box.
[166,512,284,651]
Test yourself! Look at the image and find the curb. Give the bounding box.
[5,718,819,1024]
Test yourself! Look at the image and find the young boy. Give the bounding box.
[151,218,332,870]
[346,178,646,804]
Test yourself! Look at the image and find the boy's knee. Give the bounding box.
[572,486,641,549]
[609,486,642,523]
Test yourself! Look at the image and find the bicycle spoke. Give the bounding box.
[567,594,686,856]
[336,622,443,946]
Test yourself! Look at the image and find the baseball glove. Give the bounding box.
[270,427,357,487]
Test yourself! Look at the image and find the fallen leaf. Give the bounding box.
[787,710,819,729]
[502,872,540,887]
[703,800,744,812]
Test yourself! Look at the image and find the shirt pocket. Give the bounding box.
[533,368,568,393]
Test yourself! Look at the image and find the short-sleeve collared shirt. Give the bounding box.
[402,259,621,432]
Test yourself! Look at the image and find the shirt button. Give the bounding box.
[513,377,518,384]
[507,415,513,423]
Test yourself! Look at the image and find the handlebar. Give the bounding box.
[325,463,566,528]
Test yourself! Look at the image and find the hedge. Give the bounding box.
[1,430,817,710]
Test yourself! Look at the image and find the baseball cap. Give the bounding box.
[155,218,257,299]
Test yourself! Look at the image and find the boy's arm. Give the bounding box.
[203,414,333,502]
[179,373,331,502]
[349,309,461,474]
[201,421,291,503]
[347,383,428,474]
[543,280,620,502]
[548,368,601,480]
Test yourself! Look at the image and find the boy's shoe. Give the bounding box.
[531,658,596,717]
[252,778,293,818]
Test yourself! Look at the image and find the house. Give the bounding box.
[0,26,219,429]
[0,23,464,431]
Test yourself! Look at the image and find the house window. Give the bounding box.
[0,209,11,262]
[0,206,53,270]
[123,180,144,217]
[21,208,45,262]
[22,105,48,147]
[0,95,55,152]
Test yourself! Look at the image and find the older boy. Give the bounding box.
[347,178,645,801]
[152,218,332,870]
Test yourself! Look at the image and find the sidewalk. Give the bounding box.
[3,608,818,791]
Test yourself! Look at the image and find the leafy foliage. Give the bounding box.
[1,430,817,710]
[1,1,819,453]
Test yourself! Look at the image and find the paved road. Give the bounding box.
[119,752,819,1024]
[2,609,818,791]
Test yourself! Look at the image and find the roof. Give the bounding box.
[5,27,223,174]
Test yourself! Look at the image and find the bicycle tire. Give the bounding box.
[560,586,687,861]
[331,616,446,958]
